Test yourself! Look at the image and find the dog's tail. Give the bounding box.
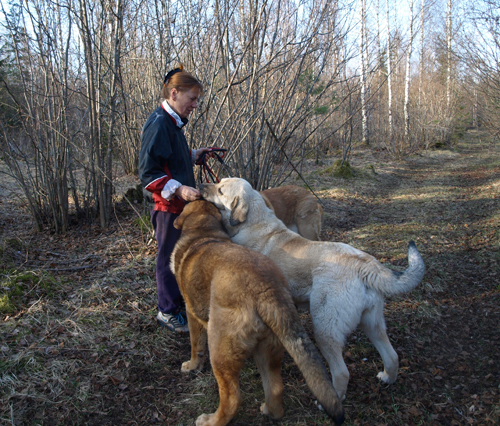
[258,299,345,425]
[362,241,425,296]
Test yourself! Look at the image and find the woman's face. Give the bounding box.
[169,87,200,118]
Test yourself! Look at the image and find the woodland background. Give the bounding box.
[0,0,500,425]
[0,0,499,231]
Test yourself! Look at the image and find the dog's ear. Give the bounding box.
[173,213,184,230]
[229,196,248,226]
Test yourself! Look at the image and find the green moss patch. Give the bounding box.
[321,159,355,178]
[0,270,61,314]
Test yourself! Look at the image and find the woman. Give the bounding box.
[139,65,210,332]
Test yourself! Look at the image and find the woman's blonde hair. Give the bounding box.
[161,64,203,99]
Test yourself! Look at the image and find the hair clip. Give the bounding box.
[164,68,182,84]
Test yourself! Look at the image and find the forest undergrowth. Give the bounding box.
[1,131,499,425]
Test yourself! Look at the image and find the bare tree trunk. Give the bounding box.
[386,0,394,147]
[376,0,381,69]
[77,0,124,227]
[359,0,368,145]
[446,0,452,113]
[404,0,414,144]
[103,0,124,226]
[473,84,478,128]
[418,0,425,108]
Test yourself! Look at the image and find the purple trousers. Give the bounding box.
[150,210,183,314]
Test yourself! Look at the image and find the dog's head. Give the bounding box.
[173,200,222,231]
[200,178,255,227]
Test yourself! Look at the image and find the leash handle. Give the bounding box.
[195,148,227,165]
[196,148,228,183]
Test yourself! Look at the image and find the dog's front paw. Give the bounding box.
[181,359,200,372]
[377,370,397,384]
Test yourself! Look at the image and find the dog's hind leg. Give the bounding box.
[360,299,399,385]
[310,287,354,400]
[313,331,349,401]
[182,312,207,373]
[253,336,285,419]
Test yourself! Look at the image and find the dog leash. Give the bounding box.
[196,148,228,183]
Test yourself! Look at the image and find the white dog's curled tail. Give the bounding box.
[364,241,425,296]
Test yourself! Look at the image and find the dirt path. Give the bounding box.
[325,132,500,425]
[0,131,499,425]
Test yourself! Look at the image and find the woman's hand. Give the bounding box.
[194,147,215,162]
[175,185,201,202]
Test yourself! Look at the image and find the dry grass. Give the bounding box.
[1,131,499,425]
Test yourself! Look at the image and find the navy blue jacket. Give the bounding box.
[139,106,195,213]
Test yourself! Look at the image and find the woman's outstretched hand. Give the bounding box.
[175,185,201,201]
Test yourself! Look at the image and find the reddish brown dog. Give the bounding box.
[170,200,344,426]
[260,185,323,241]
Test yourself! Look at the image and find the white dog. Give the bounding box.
[201,178,425,399]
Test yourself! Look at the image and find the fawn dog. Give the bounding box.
[170,200,344,426]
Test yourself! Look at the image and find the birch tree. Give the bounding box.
[358,0,368,145]
[386,0,394,147]
[446,0,452,113]
[418,0,425,108]
[403,0,414,144]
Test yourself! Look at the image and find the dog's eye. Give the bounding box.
[218,187,223,195]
